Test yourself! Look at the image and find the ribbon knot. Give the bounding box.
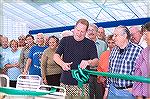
[71,65,90,88]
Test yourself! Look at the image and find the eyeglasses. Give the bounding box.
[113,34,119,38]
[37,37,44,40]
[18,38,25,40]
[87,29,96,32]
[144,31,150,35]
[107,41,115,44]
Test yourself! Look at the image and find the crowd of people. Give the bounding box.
[0,19,150,99]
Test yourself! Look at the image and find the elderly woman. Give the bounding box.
[4,40,21,87]
[41,36,62,86]
[132,22,150,99]
[18,35,26,49]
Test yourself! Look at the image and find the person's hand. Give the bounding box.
[61,62,73,71]
[14,63,19,68]
[22,70,27,75]
[97,76,106,83]
[80,60,90,69]
[103,88,108,99]
[2,68,7,74]
[43,78,48,85]
[127,88,132,93]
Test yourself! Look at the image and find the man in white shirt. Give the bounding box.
[129,26,147,48]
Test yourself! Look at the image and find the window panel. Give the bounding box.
[43,5,61,15]
[57,3,78,12]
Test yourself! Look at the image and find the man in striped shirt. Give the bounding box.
[104,25,143,99]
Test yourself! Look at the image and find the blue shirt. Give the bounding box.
[5,49,21,80]
[0,47,11,69]
[28,45,48,77]
[108,42,143,87]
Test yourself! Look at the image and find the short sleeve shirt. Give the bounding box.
[28,45,48,77]
[56,36,98,85]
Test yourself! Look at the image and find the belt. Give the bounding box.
[115,85,133,89]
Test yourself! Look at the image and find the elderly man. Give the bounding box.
[129,26,147,48]
[23,33,48,77]
[61,30,73,38]
[104,26,143,99]
[44,35,49,46]
[0,36,10,87]
[132,21,150,99]
[97,27,106,41]
[0,36,10,71]
[0,35,2,47]
[86,23,107,99]
[53,19,98,99]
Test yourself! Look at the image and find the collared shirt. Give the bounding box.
[108,41,143,88]
[138,36,147,48]
[132,46,150,97]
[19,44,35,72]
[91,38,107,70]
[95,38,107,58]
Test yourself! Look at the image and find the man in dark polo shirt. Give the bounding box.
[53,19,98,99]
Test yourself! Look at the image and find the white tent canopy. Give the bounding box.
[1,0,150,39]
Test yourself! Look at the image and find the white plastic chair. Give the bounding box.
[0,74,9,99]
[0,75,66,99]
[16,75,41,91]
[16,75,66,99]
[0,74,9,87]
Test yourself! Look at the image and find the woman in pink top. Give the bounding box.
[132,22,150,99]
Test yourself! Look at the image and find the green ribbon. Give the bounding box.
[84,69,150,83]
[71,65,90,88]
[0,87,57,96]
[72,65,150,89]
[1,65,150,96]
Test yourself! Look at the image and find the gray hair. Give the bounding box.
[89,23,98,32]
[117,25,131,40]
